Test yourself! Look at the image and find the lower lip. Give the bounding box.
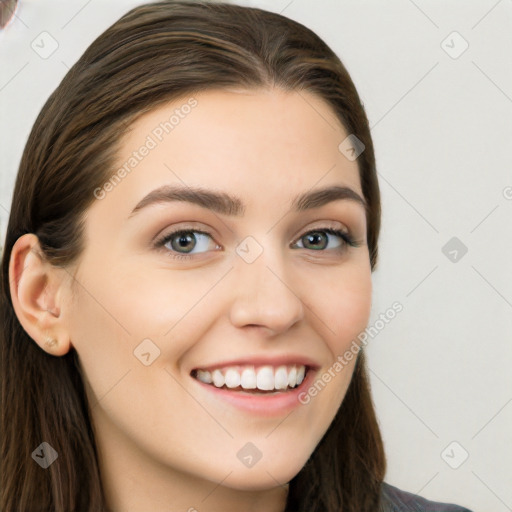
[191,368,317,417]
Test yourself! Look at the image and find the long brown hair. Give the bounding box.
[0,1,385,510]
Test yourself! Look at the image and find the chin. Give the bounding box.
[217,457,306,491]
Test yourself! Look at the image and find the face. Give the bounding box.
[66,88,372,497]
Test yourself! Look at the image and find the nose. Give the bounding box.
[228,244,305,337]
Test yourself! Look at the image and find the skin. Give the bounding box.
[10,88,372,512]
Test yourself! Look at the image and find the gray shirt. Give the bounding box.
[380,482,474,512]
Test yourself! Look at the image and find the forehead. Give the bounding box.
[92,88,363,222]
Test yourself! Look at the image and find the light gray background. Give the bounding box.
[1,1,511,511]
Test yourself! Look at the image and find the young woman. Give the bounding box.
[0,1,474,511]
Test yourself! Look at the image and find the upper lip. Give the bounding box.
[191,355,321,373]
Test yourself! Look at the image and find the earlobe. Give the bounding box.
[9,233,72,356]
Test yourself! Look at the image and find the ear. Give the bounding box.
[9,233,73,356]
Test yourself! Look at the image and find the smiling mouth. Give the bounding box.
[191,364,309,393]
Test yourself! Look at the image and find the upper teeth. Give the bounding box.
[194,364,306,391]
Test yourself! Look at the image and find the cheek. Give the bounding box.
[67,278,134,403]
[67,257,227,404]
[296,261,371,440]
[66,255,160,401]
[305,259,372,355]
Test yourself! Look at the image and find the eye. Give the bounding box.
[292,228,359,252]
[154,229,220,260]
[154,225,361,260]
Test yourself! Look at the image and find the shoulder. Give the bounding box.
[379,481,474,512]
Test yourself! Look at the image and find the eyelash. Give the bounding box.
[154,226,361,261]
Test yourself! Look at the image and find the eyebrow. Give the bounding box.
[128,184,367,219]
